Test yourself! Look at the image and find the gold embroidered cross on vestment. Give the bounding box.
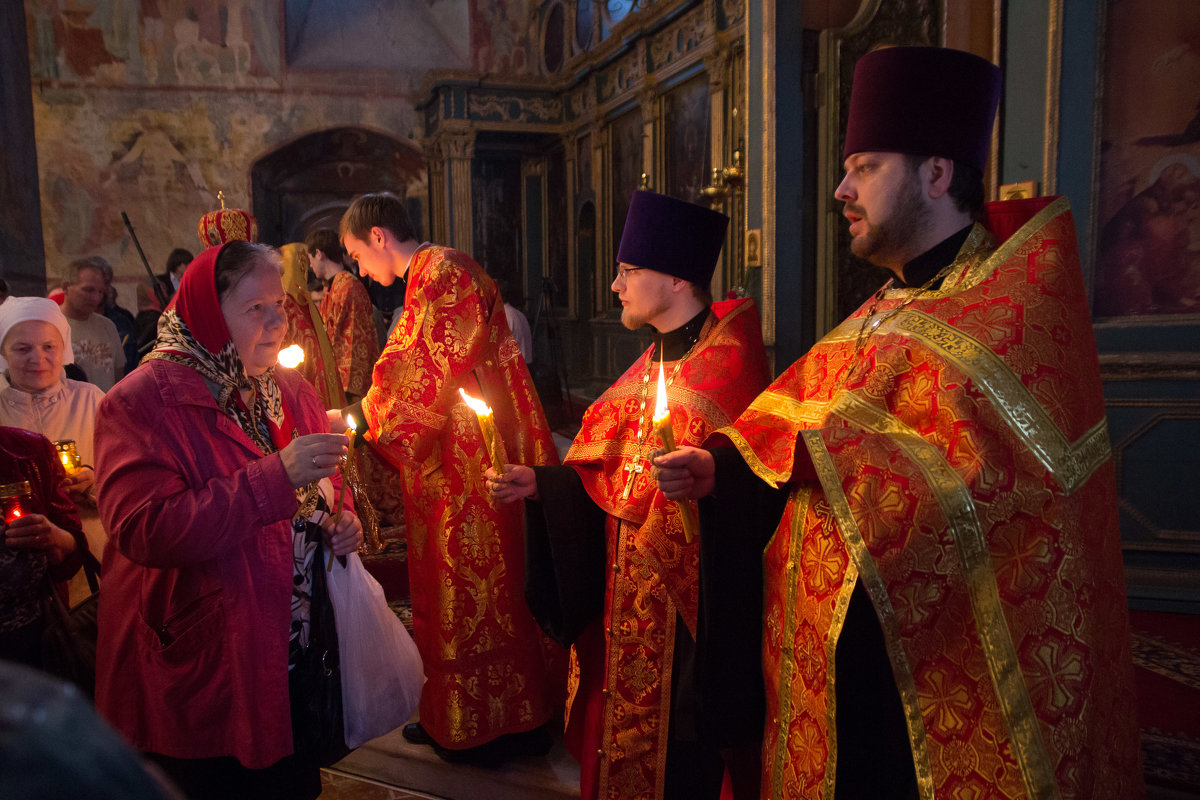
[620,338,700,500]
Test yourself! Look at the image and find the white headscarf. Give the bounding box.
[0,296,74,372]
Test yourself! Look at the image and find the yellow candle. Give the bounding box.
[458,388,508,475]
[652,362,697,544]
[329,413,356,571]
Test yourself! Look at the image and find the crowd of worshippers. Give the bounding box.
[0,46,1144,800]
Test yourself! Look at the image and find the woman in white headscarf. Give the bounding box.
[0,297,105,574]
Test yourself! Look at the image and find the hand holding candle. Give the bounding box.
[652,362,698,543]
[459,388,508,476]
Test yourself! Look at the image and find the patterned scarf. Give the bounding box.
[145,245,319,519]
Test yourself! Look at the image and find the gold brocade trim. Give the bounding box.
[882,310,1111,494]
[818,196,1070,342]
[720,426,791,487]
[802,431,935,800]
[378,398,447,445]
[972,197,1071,293]
[822,562,859,800]
[885,432,1061,800]
[747,390,829,425]
[769,486,811,800]
[653,606,677,800]
[828,396,1060,800]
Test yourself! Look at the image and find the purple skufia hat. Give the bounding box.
[843,46,1002,173]
[617,191,730,286]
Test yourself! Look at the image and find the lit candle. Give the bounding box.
[329,413,357,571]
[652,362,698,543]
[1,481,32,524]
[54,440,80,475]
[277,344,305,368]
[459,388,508,476]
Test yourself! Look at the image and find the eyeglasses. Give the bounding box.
[615,265,646,280]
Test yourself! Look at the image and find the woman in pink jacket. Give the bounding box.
[94,241,363,799]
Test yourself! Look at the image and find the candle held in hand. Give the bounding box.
[459,388,508,475]
[329,413,357,571]
[651,362,697,543]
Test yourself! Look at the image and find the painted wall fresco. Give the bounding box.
[1096,0,1200,318]
[470,0,536,75]
[32,87,418,285]
[27,0,282,87]
[23,0,488,287]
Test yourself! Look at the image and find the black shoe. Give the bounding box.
[402,722,433,746]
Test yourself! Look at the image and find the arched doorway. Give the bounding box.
[250,127,426,246]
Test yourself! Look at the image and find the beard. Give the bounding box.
[847,178,933,267]
[620,294,672,331]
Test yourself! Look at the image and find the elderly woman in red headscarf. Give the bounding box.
[93,241,362,800]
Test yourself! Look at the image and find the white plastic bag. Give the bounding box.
[325,552,424,749]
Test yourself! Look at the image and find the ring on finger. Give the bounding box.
[312,456,320,468]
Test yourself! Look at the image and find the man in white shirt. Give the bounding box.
[61,257,125,391]
[496,278,533,365]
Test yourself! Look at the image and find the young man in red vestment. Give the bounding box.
[487,191,771,800]
[657,47,1144,799]
[308,229,380,403]
[338,193,561,763]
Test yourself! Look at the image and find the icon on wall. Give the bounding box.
[745,228,762,267]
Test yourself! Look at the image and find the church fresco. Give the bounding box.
[470,0,535,75]
[1096,0,1200,318]
[31,86,416,283]
[23,0,477,284]
[27,0,282,87]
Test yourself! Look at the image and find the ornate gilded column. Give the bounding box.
[562,132,578,316]
[426,148,448,245]
[704,45,735,298]
[637,86,660,189]
[426,129,476,251]
[443,130,476,253]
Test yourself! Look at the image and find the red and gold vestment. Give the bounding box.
[723,199,1143,799]
[361,245,562,749]
[320,270,380,398]
[282,292,343,410]
[565,298,769,800]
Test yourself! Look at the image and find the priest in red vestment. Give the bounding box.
[487,191,771,800]
[338,193,562,762]
[309,229,380,402]
[656,47,1144,799]
[279,243,344,410]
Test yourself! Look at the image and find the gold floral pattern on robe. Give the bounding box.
[726,200,1144,800]
[361,245,562,749]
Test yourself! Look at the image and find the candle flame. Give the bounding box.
[345,412,356,431]
[653,361,670,424]
[277,344,305,368]
[458,387,493,417]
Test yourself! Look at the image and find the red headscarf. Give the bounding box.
[168,244,232,355]
[149,243,296,456]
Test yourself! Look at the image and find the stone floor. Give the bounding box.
[320,718,580,800]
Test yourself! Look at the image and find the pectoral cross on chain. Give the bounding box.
[621,453,647,500]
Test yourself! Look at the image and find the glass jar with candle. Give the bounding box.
[54,440,81,475]
[1,480,33,524]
